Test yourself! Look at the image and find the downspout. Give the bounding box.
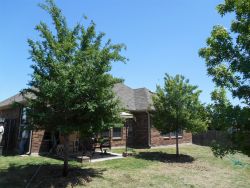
[28,130,33,155]
[146,111,151,148]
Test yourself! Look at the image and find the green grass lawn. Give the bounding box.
[0,145,249,188]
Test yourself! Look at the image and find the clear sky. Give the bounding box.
[0,0,241,105]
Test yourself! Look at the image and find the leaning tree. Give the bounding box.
[24,0,126,176]
[152,74,208,157]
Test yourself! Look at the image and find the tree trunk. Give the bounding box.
[176,128,179,157]
[125,121,128,154]
[63,134,69,177]
[176,109,179,157]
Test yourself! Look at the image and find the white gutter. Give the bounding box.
[28,130,33,155]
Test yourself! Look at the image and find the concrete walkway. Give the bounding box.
[90,152,123,163]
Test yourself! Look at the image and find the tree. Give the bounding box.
[24,0,126,176]
[208,89,250,157]
[209,104,250,157]
[199,0,250,157]
[152,74,208,156]
[199,0,250,106]
[207,88,232,130]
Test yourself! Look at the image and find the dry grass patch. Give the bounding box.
[0,145,249,188]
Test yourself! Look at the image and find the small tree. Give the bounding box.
[152,74,208,156]
[24,0,126,176]
[207,88,232,130]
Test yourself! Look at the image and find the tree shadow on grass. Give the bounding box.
[134,152,195,163]
[0,163,105,188]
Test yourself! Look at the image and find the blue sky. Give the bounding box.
[0,0,241,105]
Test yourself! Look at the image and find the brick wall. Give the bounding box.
[109,112,150,148]
[31,130,46,154]
[59,132,80,152]
[0,107,21,153]
[31,131,81,154]
[111,112,193,148]
[0,106,192,153]
[110,127,126,147]
[0,107,21,120]
[111,118,135,147]
[132,112,149,148]
[150,127,192,146]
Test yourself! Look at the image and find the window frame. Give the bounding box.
[112,127,122,140]
[101,129,110,138]
[161,129,183,139]
[170,129,183,139]
[160,132,170,139]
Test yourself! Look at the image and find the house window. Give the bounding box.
[101,130,110,138]
[160,132,170,138]
[161,129,183,138]
[170,129,183,138]
[113,127,122,138]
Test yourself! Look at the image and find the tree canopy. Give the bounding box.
[208,88,250,157]
[152,74,208,156]
[207,88,232,130]
[199,0,250,158]
[199,0,250,106]
[24,0,126,176]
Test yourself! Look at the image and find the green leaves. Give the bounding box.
[207,88,250,157]
[199,0,250,105]
[208,88,231,130]
[25,0,126,135]
[199,0,250,157]
[152,74,208,134]
[152,74,207,156]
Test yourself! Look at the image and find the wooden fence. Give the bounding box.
[192,130,230,146]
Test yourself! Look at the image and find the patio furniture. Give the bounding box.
[56,144,64,157]
[97,137,111,153]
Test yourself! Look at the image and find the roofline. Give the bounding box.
[0,101,25,110]
[0,83,155,111]
[0,93,27,110]
[129,109,155,113]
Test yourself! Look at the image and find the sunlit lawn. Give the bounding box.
[0,145,249,188]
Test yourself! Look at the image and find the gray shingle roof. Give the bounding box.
[0,83,154,111]
[0,92,34,110]
[0,93,25,110]
[113,83,154,111]
[113,83,136,111]
[134,88,154,111]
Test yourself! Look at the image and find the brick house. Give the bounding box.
[0,83,192,155]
